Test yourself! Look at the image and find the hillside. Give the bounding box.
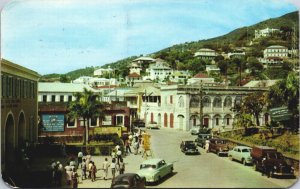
[41,11,299,82]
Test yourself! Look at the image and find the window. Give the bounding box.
[68,95,72,102]
[116,115,124,126]
[79,118,86,127]
[227,118,230,125]
[43,95,47,102]
[51,95,56,102]
[178,96,184,108]
[67,117,76,128]
[216,118,219,126]
[60,95,64,102]
[224,96,232,107]
[90,117,98,127]
[213,96,222,108]
[1,75,6,97]
[170,95,173,104]
[203,96,211,107]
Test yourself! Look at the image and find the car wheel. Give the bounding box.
[170,167,173,173]
[254,162,258,171]
[157,176,162,184]
[242,159,247,166]
[269,170,274,178]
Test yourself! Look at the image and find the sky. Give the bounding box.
[1,0,299,75]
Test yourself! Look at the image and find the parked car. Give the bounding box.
[136,158,173,184]
[146,122,160,129]
[228,146,252,165]
[251,146,294,178]
[208,138,229,156]
[180,141,199,155]
[111,173,146,188]
[195,134,211,148]
[190,127,200,135]
[132,119,145,128]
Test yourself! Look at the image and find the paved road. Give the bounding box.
[77,128,298,188]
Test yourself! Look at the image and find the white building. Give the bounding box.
[206,65,220,75]
[72,76,117,87]
[194,48,217,60]
[263,45,289,58]
[228,49,246,59]
[129,62,142,75]
[141,84,272,131]
[145,59,172,81]
[187,72,215,85]
[94,67,114,77]
[255,28,280,39]
[170,70,191,83]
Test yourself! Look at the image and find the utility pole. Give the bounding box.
[199,81,203,128]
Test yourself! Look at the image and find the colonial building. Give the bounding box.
[140,84,271,131]
[169,70,190,84]
[263,45,289,58]
[254,28,280,39]
[72,76,117,87]
[1,59,40,171]
[194,48,217,60]
[129,62,142,75]
[94,67,114,77]
[145,59,172,81]
[187,72,215,85]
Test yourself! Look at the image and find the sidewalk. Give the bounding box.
[75,151,147,188]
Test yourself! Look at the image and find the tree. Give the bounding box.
[242,91,267,126]
[247,57,264,76]
[68,88,106,145]
[60,74,71,83]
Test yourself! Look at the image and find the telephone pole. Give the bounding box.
[199,81,203,128]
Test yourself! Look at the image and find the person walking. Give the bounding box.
[56,162,63,187]
[118,159,125,175]
[91,161,97,182]
[125,139,131,155]
[111,158,116,180]
[102,158,110,180]
[81,159,87,180]
[88,160,93,179]
[116,148,122,164]
[65,162,72,186]
[205,139,210,153]
[71,168,78,188]
[77,151,83,168]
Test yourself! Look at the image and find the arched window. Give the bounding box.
[190,96,200,108]
[224,96,232,107]
[178,96,184,108]
[202,96,211,107]
[235,96,242,106]
[213,96,222,107]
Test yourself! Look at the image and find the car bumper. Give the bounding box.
[185,150,199,154]
[273,172,294,176]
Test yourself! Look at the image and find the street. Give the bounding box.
[77,128,298,188]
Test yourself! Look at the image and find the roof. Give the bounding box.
[266,45,287,49]
[133,57,156,62]
[38,82,97,93]
[127,72,141,78]
[243,80,278,87]
[141,158,163,164]
[193,73,209,78]
[106,88,132,97]
[124,85,161,96]
[199,48,215,52]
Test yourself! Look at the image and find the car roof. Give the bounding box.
[114,173,137,180]
[141,158,164,164]
[234,146,252,149]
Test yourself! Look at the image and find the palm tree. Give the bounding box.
[68,88,105,145]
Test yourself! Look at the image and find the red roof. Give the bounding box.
[128,72,141,78]
[193,73,208,78]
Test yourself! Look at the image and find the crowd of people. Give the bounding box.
[48,129,144,188]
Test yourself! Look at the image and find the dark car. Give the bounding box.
[208,138,229,156]
[180,141,199,155]
[111,173,146,188]
[195,134,211,148]
[132,119,146,128]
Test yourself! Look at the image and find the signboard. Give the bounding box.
[93,126,122,137]
[41,114,65,132]
[269,107,293,122]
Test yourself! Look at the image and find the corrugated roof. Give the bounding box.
[38,82,97,93]
[193,73,208,78]
[124,85,161,96]
[128,72,141,78]
[266,45,287,49]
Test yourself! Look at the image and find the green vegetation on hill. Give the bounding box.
[41,11,299,82]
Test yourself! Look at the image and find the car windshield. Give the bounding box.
[140,164,156,169]
[241,148,251,153]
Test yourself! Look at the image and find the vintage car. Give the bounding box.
[195,134,211,148]
[180,141,199,155]
[146,122,160,129]
[111,173,146,188]
[228,146,252,165]
[208,138,229,156]
[136,158,173,184]
[251,146,295,178]
[190,127,200,135]
[132,119,146,128]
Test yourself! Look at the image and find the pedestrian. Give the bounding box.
[111,158,116,180]
[86,153,92,167]
[65,162,72,186]
[111,149,116,159]
[50,160,57,186]
[102,158,110,180]
[116,148,122,164]
[205,139,210,153]
[56,162,63,187]
[77,151,83,168]
[91,161,97,182]
[133,141,139,155]
[88,160,93,179]
[81,158,87,180]
[115,144,120,151]
[117,159,125,175]
[125,139,132,155]
[71,168,78,188]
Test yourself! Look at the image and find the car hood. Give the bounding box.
[136,169,157,176]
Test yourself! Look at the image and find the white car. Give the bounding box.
[136,158,173,184]
[228,146,252,165]
[146,122,160,129]
[190,127,199,135]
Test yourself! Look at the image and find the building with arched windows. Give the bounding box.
[1,59,40,172]
[140,84,272,131]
